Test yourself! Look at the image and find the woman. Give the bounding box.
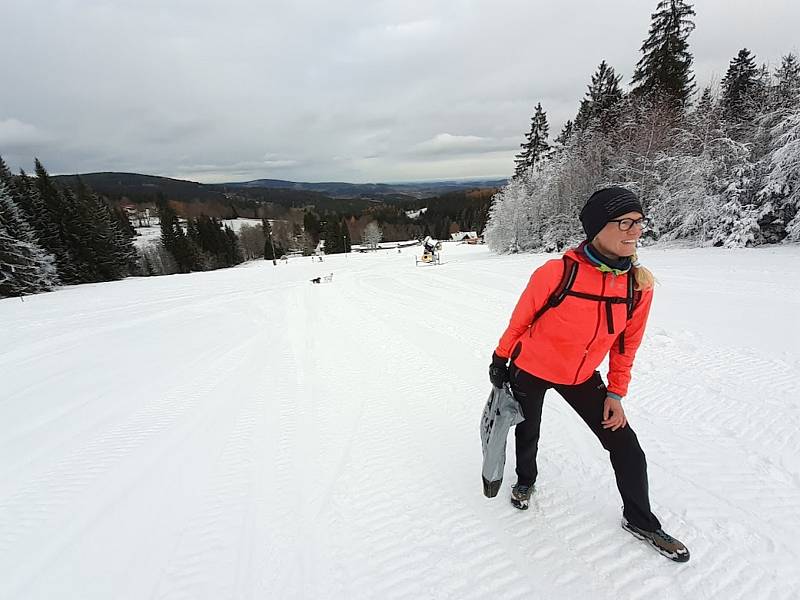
[489,187,689,562]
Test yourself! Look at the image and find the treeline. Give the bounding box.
[325,189,494,246]
[1,158,261,297]
[138,198,245,275]
[1,157,137,298]
[486,0,800,253]
[289,188,492,253]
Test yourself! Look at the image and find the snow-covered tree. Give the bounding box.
[555,120,575,146]
[758,108,800,242]
[650,136,752,245]
[606,94,677,201]
[237,223,266,260]
[487,147,587,254]
[363,221,383,249]
[137,241,179,276]
[774,53,800,110]
[485,174,535,253]
[717,163,761,248]
[642,87,757,246]
[0,180,59,298]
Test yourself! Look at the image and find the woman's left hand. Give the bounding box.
[602,397,627,431]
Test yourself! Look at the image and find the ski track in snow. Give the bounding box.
[1,244,799,599]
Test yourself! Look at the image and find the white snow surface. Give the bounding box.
[132,225,161,248]
[1,243,799,599]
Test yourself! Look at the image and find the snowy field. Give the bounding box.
[1,243,799,599]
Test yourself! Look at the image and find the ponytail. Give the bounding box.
[631,252,655,291]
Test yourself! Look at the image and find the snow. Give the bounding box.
[405,207,428,219]
[132,226,161,248]
[1,243,800,599]
[221,218,265,233]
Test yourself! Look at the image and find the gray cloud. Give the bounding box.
[412,133,518,157]
[0,119,54,150]
[1,0,798,183]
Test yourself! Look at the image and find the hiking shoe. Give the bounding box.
[622,518,690,562]
[510,483,533,510]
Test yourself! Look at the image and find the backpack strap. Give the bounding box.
[529,256,579,326]
[527,256,642,356]
[617,269,642,355]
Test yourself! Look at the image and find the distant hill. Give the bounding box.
[47,171,499,240]
[49,172,506,220]
[50,172,355,212]
[224,178,508,199]
[52,172,225,203]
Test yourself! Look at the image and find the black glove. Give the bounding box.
[489,352,509,388]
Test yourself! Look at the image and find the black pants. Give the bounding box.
[510,364,661,531]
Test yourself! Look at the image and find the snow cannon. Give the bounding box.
[415,236,442,266]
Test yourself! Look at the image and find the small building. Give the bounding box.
[450,231,479,242]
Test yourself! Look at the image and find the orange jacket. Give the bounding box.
[494,247,653,397]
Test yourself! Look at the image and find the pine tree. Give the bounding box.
[303,210,322,247]
[12,169,38,224]
[555,120,574,146]
[157,196,177,251]
[32,159,78,282]
[262,218,277,261]
[322,218,344,254]
[62,178,127,282]
[0,180,59,298]
[514,103,550,177]
[0,156,16,191]
[156,196,195,272]
[631,0,696,109]
[696,86,715,114]
[76,180,135,279]
[61,186,101,281]
[720,48,760,125]
[775,53,800,110]
[574,61,623,131]
[108,204,138,274]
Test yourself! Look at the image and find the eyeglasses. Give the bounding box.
[608,217,650,231]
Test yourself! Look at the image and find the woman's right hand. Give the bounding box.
[489,353,509,388]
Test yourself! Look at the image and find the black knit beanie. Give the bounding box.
[579,187,644,241]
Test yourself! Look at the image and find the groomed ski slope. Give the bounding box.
[1,243,799,599]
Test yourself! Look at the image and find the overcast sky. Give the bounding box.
[1,0,798,184]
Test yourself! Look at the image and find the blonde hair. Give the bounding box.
[631,252,655,290]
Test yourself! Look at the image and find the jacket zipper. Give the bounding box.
[572,272,607,384]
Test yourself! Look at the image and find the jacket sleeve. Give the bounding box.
[494,259,562,359]
[607,287,653,397]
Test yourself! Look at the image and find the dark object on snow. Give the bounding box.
[480,383,524,498]
[488,352,509,388]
